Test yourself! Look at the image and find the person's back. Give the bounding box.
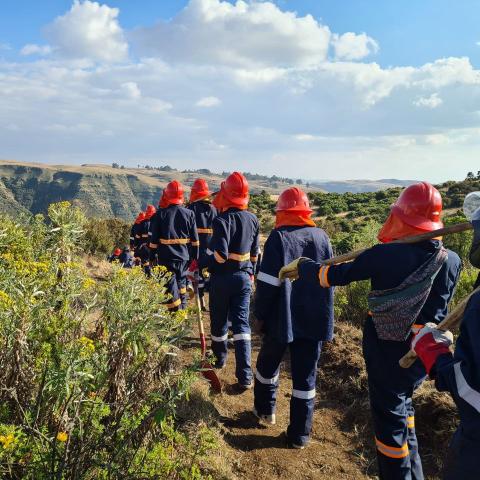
[188,200,217,266]
[255,225,334,343]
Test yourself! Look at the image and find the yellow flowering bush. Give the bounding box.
[0,202,215,479]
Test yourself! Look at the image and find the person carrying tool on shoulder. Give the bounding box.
[253,187,334,449]
[149,181,199,311]
[187,179,218,311]
[280,182,462,480]
[410,196,480,480]
[208,172,260,391]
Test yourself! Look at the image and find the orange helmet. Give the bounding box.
[162,180,184,206]
[276,187,312,214]
[391,182,443,231]
[220,172,249,208]
[145,204,156,219]
[190,179,211,203]
[113,248,122,256]
[135,212,146,224]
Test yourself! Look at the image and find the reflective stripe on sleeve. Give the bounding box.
[292,389,316,400]
[211,333,228,342]
[149,243,159,248]
[214,251,227,264]
[233,333,251,341]
[318,265,331,288]
[197,228,213,234]
[191,241,200,247]
[257,271,281,287]
[375,438,409,459]
[160,238,191,245]
[454,362,480,413]
[228,252,251,262]
[141,234,149,238]
[255,370,279,385]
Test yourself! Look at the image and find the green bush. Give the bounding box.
[0,202,214,479]
[84,218,131,256]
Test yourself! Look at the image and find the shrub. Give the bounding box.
[0,202,214,479]
[84,218,131,256]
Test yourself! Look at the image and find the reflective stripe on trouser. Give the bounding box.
[363,317,426,480]
[209,271,252,385]
[254,337,322,447]
[160,260,189,311]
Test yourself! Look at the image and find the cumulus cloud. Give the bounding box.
[413,93,443,109]
[45,0,128,62]
[20,44,53,56]
[132,0,332,68]
[332,32,379,61]
[1,0,479,182]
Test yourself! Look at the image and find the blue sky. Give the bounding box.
[0,0,479,181]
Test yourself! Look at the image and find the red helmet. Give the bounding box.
[135,212,146,224]
[163,180,184,205]
[391,182,443,231]
[145,204,156,219]
[190,179,211,202]
[113,248,122,256]
[221,172,249,208]
[276,187,312,214]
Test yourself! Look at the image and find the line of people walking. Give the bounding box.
[127,173,479,480]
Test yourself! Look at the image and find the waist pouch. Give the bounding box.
[368,247,448,341]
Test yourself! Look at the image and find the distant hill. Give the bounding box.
[309,179,416,193]
[0,160,321,220]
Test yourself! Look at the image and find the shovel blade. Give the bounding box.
[200,360,222,393]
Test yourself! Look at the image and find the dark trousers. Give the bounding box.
[363,318,426,480]
[443,426,480,480]
[209,271,252,385]
[254,337,322,446]
[161,260,188,311]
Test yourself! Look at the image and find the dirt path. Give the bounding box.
[189,333,375,480]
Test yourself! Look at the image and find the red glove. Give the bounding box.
[411,323,453,376]
[188,260,198,272]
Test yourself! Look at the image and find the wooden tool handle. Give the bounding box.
[399,287,480,369]
[323,222,472,266]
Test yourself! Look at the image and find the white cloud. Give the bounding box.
[45,0,128,63]
[196,96,221,107]
[132,0,331,68]
[20,44,53,56]
[413,93,443,109]
[332,32,379,61]
[0,43,12,51]
[1,0,480,182]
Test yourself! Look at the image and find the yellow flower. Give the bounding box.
[82,278,96,290]
[78,336,95,356]
[0,291,13,309]
[56,432,68,442]
[0,433,15,449]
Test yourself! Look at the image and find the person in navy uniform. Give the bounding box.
[208,172,260,391]
[149,181,199,311]
[107,247,122,263]
[187,179,217,311]
[253,187,334,449]
[130,211,145,263]
[280,182,462,480]
[138,205,156,275]
[411,199,480,480]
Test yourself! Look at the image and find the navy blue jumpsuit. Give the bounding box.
[207,208,260,386]
[149,205,199,310]
[187,200,217,297]
[137,218,152,272]
[254,226,334,447]
[433,291,480,480]
[299,240,461,480]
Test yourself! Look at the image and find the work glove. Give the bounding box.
[411,323,453,376]
[188,259,199,272]
[278,257,309,281]
[202,268,210,280]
